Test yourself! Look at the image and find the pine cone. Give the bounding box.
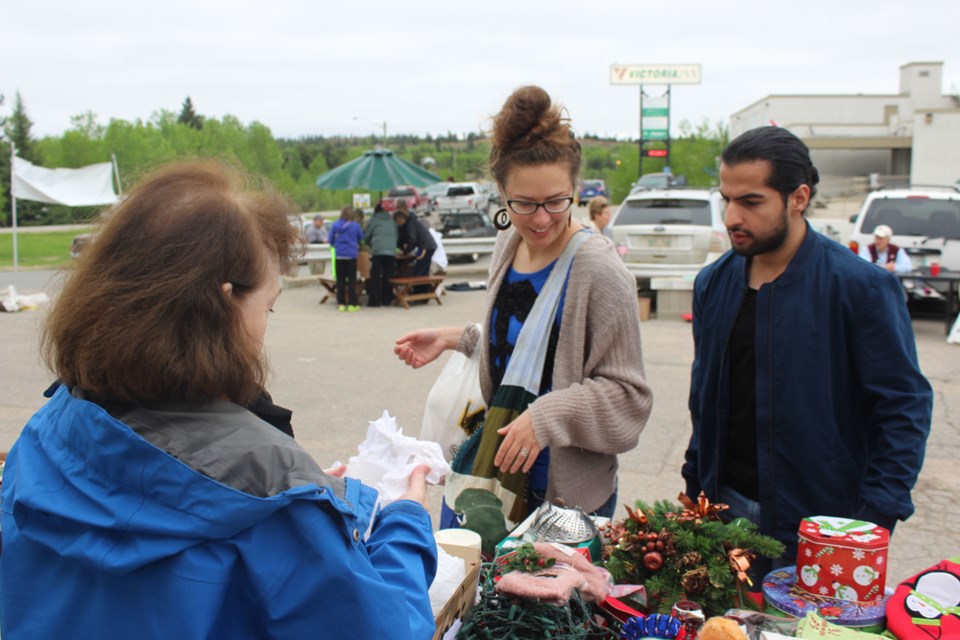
[680,551,702,568]
[681,567,710,595]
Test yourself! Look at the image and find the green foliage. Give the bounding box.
[5,92,35,160]
[0,94,730,227]
[177,96,204,130]
[602,498,784,617]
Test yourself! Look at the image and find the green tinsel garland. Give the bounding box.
[602,496,785,618]
[456,564,617,640]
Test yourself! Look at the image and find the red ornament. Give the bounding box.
[643,551,664,571]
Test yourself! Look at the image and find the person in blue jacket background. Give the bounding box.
[684,127,932,584]
[0,160,437,639]
[329,206,365,311]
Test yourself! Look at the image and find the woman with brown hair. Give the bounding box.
[1,160,436,639]
[395,86,652,530]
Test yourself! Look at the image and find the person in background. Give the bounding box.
[428,226,448,275]
[365,201,399,307]
[305,213,328,244]
[684,126,932,584]
[394,86,652,527]
[329,206,364,312]
[858,224,913,273]
[394,202,437,279]
[586,195,614,240]
[0,160,437,639]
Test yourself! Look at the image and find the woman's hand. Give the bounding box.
[398,464,431,510]
[394,327,463,369]
[323,463,347,478]
[494,410,542,475]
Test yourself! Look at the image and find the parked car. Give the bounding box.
[434,182,489,214]
[630,173,687,193]
[577,179,607,205]
[848,186,960,297]
[609,188,729,288]
[439,211,497,263]
[422,181,451,213]
[381,185,427,212]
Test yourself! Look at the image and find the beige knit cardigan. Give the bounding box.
[457,228,653,513]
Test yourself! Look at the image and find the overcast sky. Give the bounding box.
[2,0,958,141]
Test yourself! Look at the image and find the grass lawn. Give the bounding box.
[0,229,91,270]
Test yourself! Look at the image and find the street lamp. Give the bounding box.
[353,116,387,147]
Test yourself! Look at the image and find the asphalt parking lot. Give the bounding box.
[1,263,958,586]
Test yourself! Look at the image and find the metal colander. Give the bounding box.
[521,501,599,544]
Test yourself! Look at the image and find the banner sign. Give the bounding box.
[12,157,117,206]
[610,64,702,85]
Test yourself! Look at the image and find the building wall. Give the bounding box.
[731,95,908,138]
[729,62,958,189]
[912,110,960,186]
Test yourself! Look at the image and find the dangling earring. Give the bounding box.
[494,207,511,231]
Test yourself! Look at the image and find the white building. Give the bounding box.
[730,62,960,195]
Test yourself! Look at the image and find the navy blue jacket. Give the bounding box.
[684,223,932,555]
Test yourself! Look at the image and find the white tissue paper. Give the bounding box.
[345,411,450,504]
[428,544,467,616]
[1,286,50,313]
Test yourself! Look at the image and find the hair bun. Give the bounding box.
[492,85,563,150]
[489,85,581,186]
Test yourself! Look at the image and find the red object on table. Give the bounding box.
[796,516,889,604]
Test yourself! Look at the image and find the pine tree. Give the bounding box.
[0,93,8,225]
[177,96,204,130]
[5,91,35,160]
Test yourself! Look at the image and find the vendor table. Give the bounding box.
[895,268,960,334]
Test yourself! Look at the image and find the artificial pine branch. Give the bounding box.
[601,496,785,617]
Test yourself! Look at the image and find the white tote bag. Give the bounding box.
[420,330,486,463]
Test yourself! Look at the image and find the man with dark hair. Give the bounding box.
[684,126,932,581]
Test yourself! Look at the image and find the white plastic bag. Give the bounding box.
[420,332,485,463]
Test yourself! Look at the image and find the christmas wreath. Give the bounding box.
[602,493,784,617]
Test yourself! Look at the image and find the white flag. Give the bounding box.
[12,157,117,207]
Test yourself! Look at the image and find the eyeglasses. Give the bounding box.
[506,196,575,216]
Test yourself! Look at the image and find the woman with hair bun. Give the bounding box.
[395,86,652,528]
[1,160,437,639]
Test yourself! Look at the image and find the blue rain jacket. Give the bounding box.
[0,386,437,639]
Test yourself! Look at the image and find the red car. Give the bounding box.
[381,185,426,212]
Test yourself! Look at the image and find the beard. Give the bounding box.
[729,205,790,257]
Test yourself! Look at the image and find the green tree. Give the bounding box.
[0,94,8,224]
[177,96,204,130]
[4,92,42,224]
[5,92,36,160]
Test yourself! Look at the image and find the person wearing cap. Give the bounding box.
[305,213,329,244]
[858,224,912,273]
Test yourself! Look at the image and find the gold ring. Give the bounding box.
[519,448,529,457]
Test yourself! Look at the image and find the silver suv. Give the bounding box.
[848,187,960,287]
[609,188,729,287]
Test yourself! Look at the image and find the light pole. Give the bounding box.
[353,116,387,147]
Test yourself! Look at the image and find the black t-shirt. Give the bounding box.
[722,287,759,501]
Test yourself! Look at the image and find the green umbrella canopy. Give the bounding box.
[315,148,442,191]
